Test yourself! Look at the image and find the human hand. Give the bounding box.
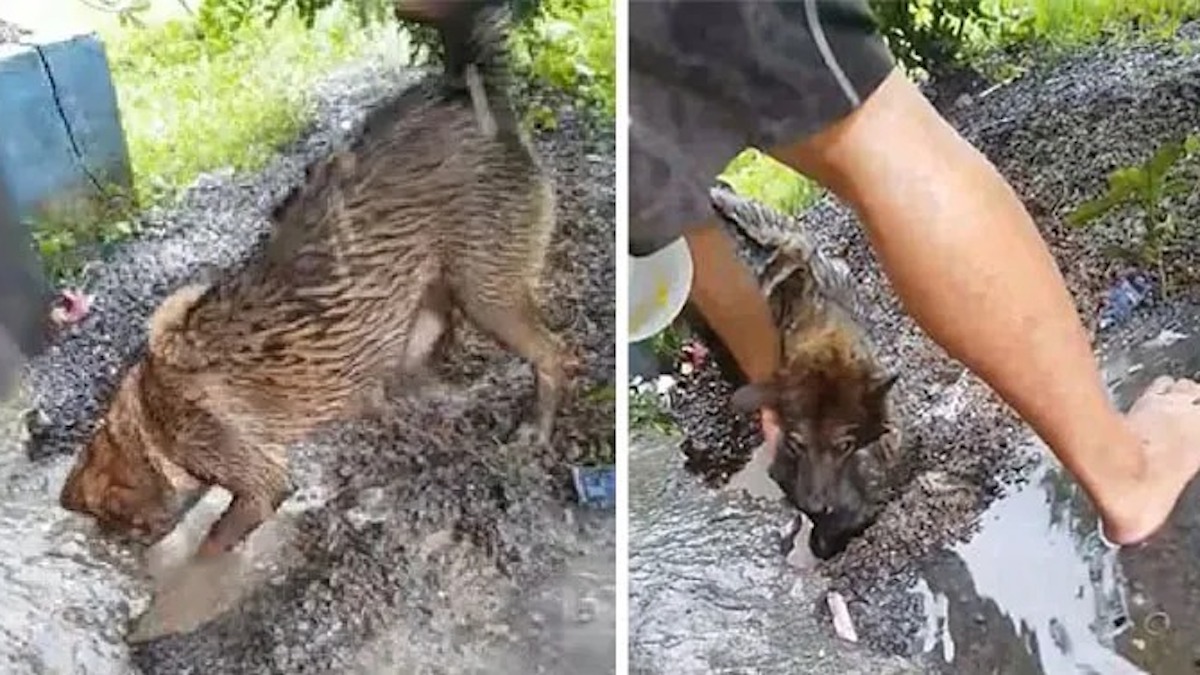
[760,407,782,455]
[1098,375,1200,546]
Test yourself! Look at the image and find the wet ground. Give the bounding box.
[0,48,616,675]
[902,307,1200,675]
[628,431,923,675]
[630,304,1200,675]
[630,27,1200,675]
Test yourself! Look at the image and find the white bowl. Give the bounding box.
[628,237,694,343]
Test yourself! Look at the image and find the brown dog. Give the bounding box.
[712,185,903,560]
[59,7,575,558]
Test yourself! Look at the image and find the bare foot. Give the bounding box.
[1095,375,1200,545]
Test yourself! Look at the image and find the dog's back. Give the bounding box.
[155,6,554,428]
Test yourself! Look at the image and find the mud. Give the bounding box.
[628,435,923,675]
[632,25,1200,675]
[2,49,615,675]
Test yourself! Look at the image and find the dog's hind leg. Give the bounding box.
[458,284,573,446]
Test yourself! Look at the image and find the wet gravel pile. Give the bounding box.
[662,26,1200,659]
[669,359,761,487]
[946,33,1200,301]
[19,55,614,673]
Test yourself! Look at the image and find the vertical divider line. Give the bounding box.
[613,0,631,672]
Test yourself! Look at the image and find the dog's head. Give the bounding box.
[733,360,899,559]
[59,365,192,547]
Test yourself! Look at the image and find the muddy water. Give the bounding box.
[0,401,615,675]
[0,393,144,674]
[629,433,923,675]
[911,313,1200,675]
[0,391,328,673]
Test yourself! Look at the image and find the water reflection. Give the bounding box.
[912,320,1200,674]
[912,457,1140,674]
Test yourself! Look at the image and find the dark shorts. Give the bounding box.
[629,0,896,256]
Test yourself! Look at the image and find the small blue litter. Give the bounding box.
[1098,272,1155,332]
[571,465,616,509]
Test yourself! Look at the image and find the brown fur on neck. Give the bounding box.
[771,352,889,441]
[59,361,199,543]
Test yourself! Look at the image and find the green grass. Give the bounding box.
[718,148,821,217]
[983,0,1200,48]
[105,9,382,206]
[630,388,678,437]
[513,0,614,118]
[33,7,384,278]
[35,0,613,279]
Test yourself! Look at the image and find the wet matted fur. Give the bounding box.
[711,184,903,560]
[59,7,576,558]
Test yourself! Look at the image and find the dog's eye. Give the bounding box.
[834,436,859,460]
[781,432,806,457]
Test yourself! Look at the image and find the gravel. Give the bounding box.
[16,51,615,674]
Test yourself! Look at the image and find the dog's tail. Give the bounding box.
[709,182,813,256]
[709,183,861,317]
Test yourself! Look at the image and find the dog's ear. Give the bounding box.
[866,371,899,404]
[59,443,105,515]
[731,381,776,414]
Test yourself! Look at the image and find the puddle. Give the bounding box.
[910,320,1200,674]
[0,384,333,671]
[629,436,923,675]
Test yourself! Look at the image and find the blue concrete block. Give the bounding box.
[0,29,130,356]
[0,31,132,223]
[37,34,133,194]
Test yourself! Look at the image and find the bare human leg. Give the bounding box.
[768,67,1200,546]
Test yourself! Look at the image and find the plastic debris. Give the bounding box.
[827,591,859,643]
[1144,328,1189,349]
[571,465,616,509]
[680,340,710,370]
[49,289,92,328]
[1098,272,1154,331]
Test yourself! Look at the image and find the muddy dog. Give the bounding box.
[58,6,575,558]
[711,185,903,560]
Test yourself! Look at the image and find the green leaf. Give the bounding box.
[1163,178,1194,199]
[1107,166,1148,199]
[1066,195,1119,227]
[1145,140,1185,182]
[1185,135,1200,156]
